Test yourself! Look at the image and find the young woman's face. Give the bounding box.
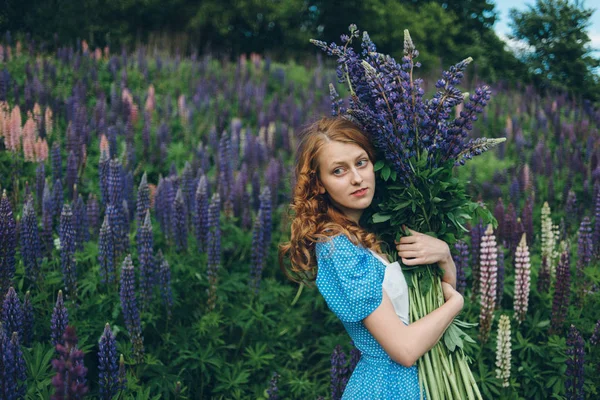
[317,140,375,224]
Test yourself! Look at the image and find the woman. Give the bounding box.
[279,117,463,399]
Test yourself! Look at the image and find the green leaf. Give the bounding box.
[374,160,385,171]
[382,165,391,181]
[372,213,391,223]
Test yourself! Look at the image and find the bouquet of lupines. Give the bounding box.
[312,25,503,400]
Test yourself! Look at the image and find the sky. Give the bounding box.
[492,0,600,59]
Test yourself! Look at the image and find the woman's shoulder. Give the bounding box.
[315,232,365,262]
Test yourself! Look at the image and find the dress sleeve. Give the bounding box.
[315,234,385,323]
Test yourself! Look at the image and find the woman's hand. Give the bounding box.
[395,226,457,289]
[394,227,451,266]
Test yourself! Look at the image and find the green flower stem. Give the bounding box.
[437,345,462,399]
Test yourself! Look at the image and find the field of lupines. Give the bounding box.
[0,32,599,399]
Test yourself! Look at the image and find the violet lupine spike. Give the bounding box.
[42,184,54,256]
[2,287,23,341]
[181,161,195,215]
[259,187,272,262]
[99,149,110,206]
[21,197,42,281]
[119,255,144,363]
[0,191,17,297]
[23,291,34,346]
[478,224,497,343]
[106,203,124,260]
[0,328,27,399]
[158,252,173,319]
[194,175,209,253]
[496,246,505,308]
[250,210,264,295]
[172,188,187,252]
[51,326,89,399]
[52,179,63,220]
[509,177,520,209]
[87,193,100,234]
[74,194,89,250]
[576,217,593,303]
[98,323,119,400]
[330,344,349,400]
[108,159,123,207]
[469,221,484,297]
[136,172,150,229]
[138,210,155,309]
[51,290,68,347]
[513,234,531,324]
[503,202,517,251]
[59,203,78,297]
[565,325,585,400]
[36,162,45,210]
[593,189,600,259]
[51,141,61,183]
[266,371,280,400]
[206,193,221,311]
[99,215,116,285]
[550,250,571,335]
[453,240,468,295]
[65,150,78,198]
[522,196,534,246]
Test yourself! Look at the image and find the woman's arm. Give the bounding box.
[395,227,457,289]
[363,282,463,368]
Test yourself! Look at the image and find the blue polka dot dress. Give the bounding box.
[316,234,424,400]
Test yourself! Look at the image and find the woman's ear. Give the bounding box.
[318,186,326,195]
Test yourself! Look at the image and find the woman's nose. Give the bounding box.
[350,169,363,184]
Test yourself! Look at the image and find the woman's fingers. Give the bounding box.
[401,257,424,265]
[398,250,420,258]
[396,235,418,244]
[396,243,419,251]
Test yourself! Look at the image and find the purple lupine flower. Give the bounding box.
[496,245,505,308]
[206,193,221,311]
[453,240,468,295]
[51,141,62,183]
[74,194,89,250]
[36,162,45,210]
[550,250,571,334]
[21,197,42,281]
[51,290,68,347]
[194,175,209,252]
[493,198,505,245]
[138,211,155,309]
[348,344,361,376]
[181,161,195,216]
[98,323,119,400]
[2,287,23,341]
[0,328,27,399]
[65,150,78,198]
[42,183,54,255]
[593,190,600,259]
[265,158,280,206]
[157,251,173,319]
[232,167,248,219]
[565,325,585,400]
[577,217,593,303]
[120,255,144,363]
[99,215,116,285]
[251,170,261,211]
[172,188,187,251]
[99,149,110,206]
[106,203,124,261]
[503,203,517,251]
[330,345,349,400]
[22,291,34,346]
[522,196,534,246]
[0,190,17,296]
[87,193,100,234]
[259,187,272,259]
[509,177,520,208]
[266,372,280,400]
[590,319,600,345]
[136,172,150,229]
[59,203,78,297]
[514,234,531,324]
[479,225,497,343]
[109,159,123,207]
[565,190,578,222]
[51,326,89,399]
[250,210,264,295]
[52,179,63,220]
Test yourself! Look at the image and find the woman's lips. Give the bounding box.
[351,188,368,196]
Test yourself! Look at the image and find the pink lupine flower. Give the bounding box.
[8,105,22,151]
[514,234,531,324]
[479,224,498,343]
[35,138,49,162]
[44,106,53,136]
[22,115,37,162]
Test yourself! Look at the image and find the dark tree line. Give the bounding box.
[0,0,598,101]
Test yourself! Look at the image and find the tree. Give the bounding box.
[509,0,600,101]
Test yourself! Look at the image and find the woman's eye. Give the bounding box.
[333,168,343,175]
[357,159,368,167]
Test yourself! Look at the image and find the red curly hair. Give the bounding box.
[278,116,386,286]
